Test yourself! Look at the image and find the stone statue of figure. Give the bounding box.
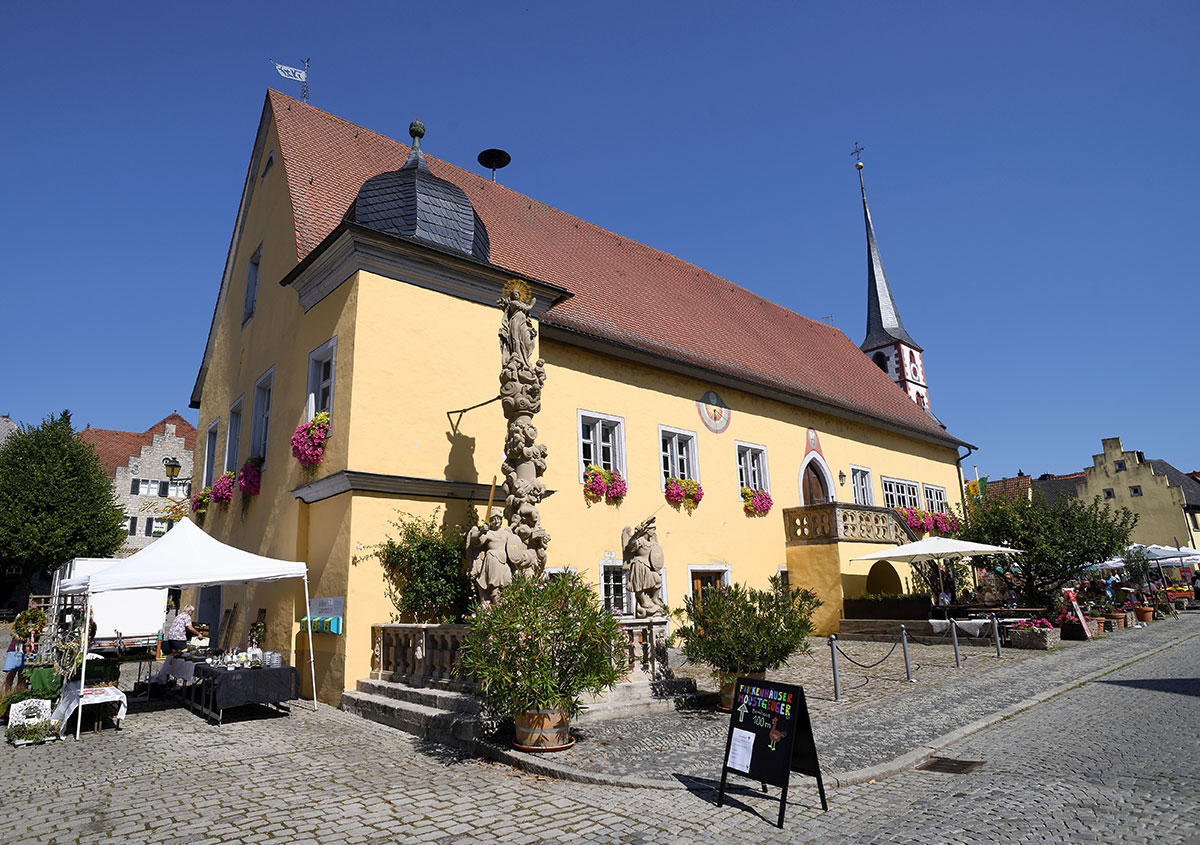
[466,508,514,603]
[621,517,667,618]
[498,288,537,372]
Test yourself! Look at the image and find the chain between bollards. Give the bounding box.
[900,624,914,682]
[829,634,841,701]
[991,613,1003,659]
[949,617,962,669]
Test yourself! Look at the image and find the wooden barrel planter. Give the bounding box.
[718,670,765,712]
[513,708,574,752]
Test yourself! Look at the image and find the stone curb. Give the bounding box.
[472,624,1200,791]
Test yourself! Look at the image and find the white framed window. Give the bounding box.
[251,367,274,464]
[659,425,699,488]
[881,476,920,509]
[687,565,731,600]
[307,338,337,420]
[602,564,630,616]
[225,398,243,473]
[203,422,219,487]
[151,518,169,536]
[242,244,262,324]
[776,565,789,587]
[577,410,625,482]
[169,480,190,499]
[735,441,769,492]
[850,466,874,506]
[923,484,948,513]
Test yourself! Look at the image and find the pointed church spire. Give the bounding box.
[858,161,921,352]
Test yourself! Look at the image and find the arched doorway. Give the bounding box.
[865,561,903,596]
[798,453,834,505]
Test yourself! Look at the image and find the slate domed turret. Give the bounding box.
[348,119,490,262]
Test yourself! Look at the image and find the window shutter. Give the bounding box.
[128,517,137,535]
[130,478,139,495]
[167,520,174,531]
[159,481,169,497]
[145,520,153,537]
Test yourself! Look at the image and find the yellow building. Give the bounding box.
[1013,438,1200,550]
[189,92,972,703]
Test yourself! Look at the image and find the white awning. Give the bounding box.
[851,537,1023,564]
[60,518,306,594]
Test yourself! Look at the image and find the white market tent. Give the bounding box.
[59,518,316,738]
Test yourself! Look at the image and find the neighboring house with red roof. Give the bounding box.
[79,413,196,556]
[190,92,974,703]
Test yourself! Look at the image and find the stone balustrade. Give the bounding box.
[369,617,671,685]
[783,502,917,547]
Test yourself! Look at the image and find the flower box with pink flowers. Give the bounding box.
[1009,618,1060,650]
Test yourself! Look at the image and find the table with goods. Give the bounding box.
[166,649,300,725]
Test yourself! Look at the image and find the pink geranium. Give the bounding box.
[238,456,264,496]
[210,471,235,504]
[292,412,331,468]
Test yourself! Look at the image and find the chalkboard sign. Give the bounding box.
[717,677,826,828]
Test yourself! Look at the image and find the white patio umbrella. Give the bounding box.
[852,537,1024,599]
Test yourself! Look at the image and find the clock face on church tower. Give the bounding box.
[910,363,919,379]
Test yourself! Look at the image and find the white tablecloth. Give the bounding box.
[51,681,127,736]
[164,656,197,682]
[929,619,992,637]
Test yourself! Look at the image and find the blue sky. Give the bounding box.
[1,1,1195,480]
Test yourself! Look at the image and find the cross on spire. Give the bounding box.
[850,141,865,162]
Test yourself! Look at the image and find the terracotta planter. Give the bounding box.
[717,670,765,712]
[513,708,573,752]
[1009,627,1060,650]
[1103,614,1125,631]
[1088,617,1106,636]
[1134,607,1154,623]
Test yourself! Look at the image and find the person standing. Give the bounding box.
[164,605,200,655]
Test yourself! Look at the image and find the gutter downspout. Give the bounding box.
[956,444,975,513]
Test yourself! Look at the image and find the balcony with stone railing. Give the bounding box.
[782,502,918,547]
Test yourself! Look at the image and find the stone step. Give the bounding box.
[355,678,481,714]
[340,690,479,744]
[584,678,698,704]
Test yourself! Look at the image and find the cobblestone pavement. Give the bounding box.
[2,616,1196,843]
[556,615,1196,778]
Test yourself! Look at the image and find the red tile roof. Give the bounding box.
[80,413,197,478]
[982,475,1032,501]
[266,91,964,446]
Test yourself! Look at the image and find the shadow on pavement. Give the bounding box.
[1097,677,1200,698]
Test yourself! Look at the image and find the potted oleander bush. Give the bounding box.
[670,576,821,711]
[455,573,627,751]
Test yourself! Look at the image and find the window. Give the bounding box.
[1192,512,1200,529]
[688,566,730,601]
[1114,460,1127,472]
[242,245,261,324]
[924,484,948,513]
[128,517,137,536]
[204,422,219,487]
[226,399,243,472]
[251,368,273,462]
[577,411,624,481]
[881,477,920,509]
[1103,488,1115,500]
[736,442,769,492]
[1129,486,1143,497]
[152,518,169,536]
[307,339,337,419]
[777,566,789,587]
[169,480,190,499]
[850,466,874,506]
[872,351,888,373]
[136,478,167,497]
[602,564,630,616]
[660,426,699,486]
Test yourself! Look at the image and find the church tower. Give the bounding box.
[856,160,931,412]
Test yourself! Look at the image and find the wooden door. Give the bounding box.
[803,464,828,504]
